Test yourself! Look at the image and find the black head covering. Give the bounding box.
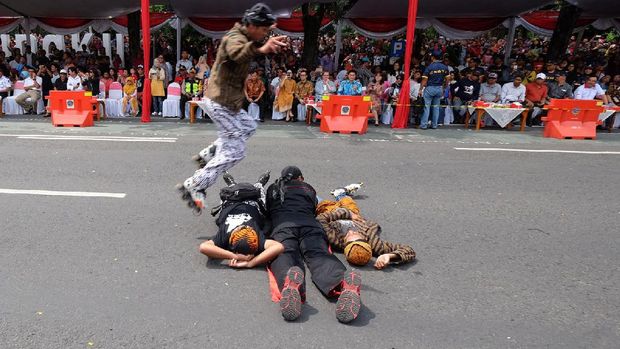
[274,166,303,203]
[243,3,277,27]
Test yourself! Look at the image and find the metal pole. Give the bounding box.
[504,17,517,66]
[176,17,182,64]
[334,20,342,73]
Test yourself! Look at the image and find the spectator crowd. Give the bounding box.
[0,30,619,128]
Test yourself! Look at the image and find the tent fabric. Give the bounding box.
[346,0,555,18]
[170,0,332,18]
[185,17,331,39]
[520,10,595,30]
[566,0,620,17]
[0,17,22,33]
[0,0,143,19]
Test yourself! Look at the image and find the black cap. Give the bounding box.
[243,3,277,27]
[281,166,302,180]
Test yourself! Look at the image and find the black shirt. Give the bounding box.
[213,201,266,253]
[454,78,481,102]
[54,78,67,91]
[39,73,54,97]
[266,179,321,232]
[136,76,145,93]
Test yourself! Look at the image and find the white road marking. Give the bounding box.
[0,134,177,143]
[0,189,126,198]
[454,147,620,155]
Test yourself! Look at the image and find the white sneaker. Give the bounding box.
[199,143,217,162]
[183,178,207,210]
[152,112,157,115]
[158,112,162,116]
[330,188,346,198]
[343,182,364,195]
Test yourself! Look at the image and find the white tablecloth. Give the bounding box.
[483,108,526,128]
[599,110,617,122]
[307,103,322,114]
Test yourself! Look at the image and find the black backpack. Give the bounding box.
[211,183,263,217]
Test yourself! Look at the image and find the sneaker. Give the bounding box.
[191,143,217,169]
[257,170,271,186]
[222,171,236,187]
[330,188,346,199]
[152,112,157,116]
[343,183,363,196]
[157,112,162,116]
[335,271,362,324]
[176,178,207,213]
[280,266,304,321]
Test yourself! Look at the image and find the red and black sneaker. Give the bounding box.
[279,266,304,321]
[335,271,362,324]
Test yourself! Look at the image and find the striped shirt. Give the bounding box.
[317,208,416,264]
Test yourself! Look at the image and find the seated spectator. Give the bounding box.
[100,71,113,98]
[452,71,481,122]
[367,72,387,126]
[543,61,559,84]
[54,69,68,91]
[574,76,609,104]
[501,75,526,104]
[15,66,42,114]
[314,71,336,100]
[175,66,188,85]
[244,70,266,121]
[121,77,139,117]
[525,73,549,125]
[338,70,363,96]
[176,50,193,72]
[0,69,11,99]
[66,67,83,91]
[180,68,202,119]
[479,72,501,103]
[293,69,314,121]
[547,72,573,99]
[487,57,509,84]
[607,75,620,106]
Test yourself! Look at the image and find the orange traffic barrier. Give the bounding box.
[47,91,98,127]
[542,99,604,140]
[316,95,372,134]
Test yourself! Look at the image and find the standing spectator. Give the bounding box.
[337,70,363,96]
[367,72,387,126]
[479,72,501,103]
[274,70,296,122]
[293,69,314,122]
[574,76,609,104]
[0,69,11,99]
[149,59,166,116]
[54,69,68,91]
[195,55,211,80]
[83,69,101,97]
[547,72,573,99]
[487,57,509,84]
[136,65,145,113]
[357,57,373,86]
[66,67,83,91]
[453,71,481,123]
[15,66,42,114]
[461,58,484,77]
[420,52,449,129]
[314,71,336,100]
[387,61,402,85]
[176,50,193,72]
[501,75,526,104]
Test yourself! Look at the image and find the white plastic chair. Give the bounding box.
[104,82,123,117]
[3,80,25,115]
[162,83,181,118]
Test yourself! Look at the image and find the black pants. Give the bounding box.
[180,94,191,117]
[270,226,346,297]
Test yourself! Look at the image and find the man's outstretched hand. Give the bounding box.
[258,36,288,55]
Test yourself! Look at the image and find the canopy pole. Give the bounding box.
[176,16,182,64]
[575,27,585,45]
[141,0,151,123]
[24,17,31,65]
[504,16,517,66]
[392,0,418,129]
[334,20,342,73]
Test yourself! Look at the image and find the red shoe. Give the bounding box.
[335,271,362,323]
[280,266,304,321]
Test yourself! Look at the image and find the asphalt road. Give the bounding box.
[1,118,619,348]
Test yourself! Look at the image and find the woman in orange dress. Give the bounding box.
[274,70,296,121]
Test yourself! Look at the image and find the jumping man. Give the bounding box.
[178,3,288,212]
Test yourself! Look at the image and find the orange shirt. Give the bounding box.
[525,83,548,103]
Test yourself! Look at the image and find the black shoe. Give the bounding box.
[222,171,236,187]
[260,118,265,123]
[257,171,270,186]
[179,116,185,120]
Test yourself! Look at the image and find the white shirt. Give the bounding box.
[501,82,526,103]
[24,76,43,91]
[0,75,11,91]
[176,59,193,72]
[409,80,421,99]
[574,83,605,100]
[67,75,83,91]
